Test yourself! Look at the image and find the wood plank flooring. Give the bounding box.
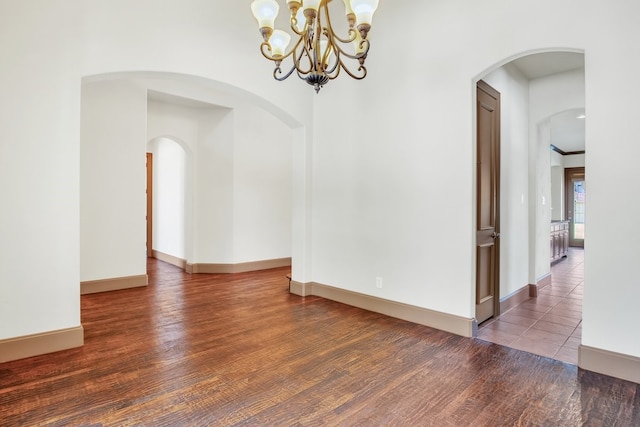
[1,259,639,426]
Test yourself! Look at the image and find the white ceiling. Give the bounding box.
[549,108,586,153]
[510,52,584,80]
[510,52,585,153]
[147,89,227,110]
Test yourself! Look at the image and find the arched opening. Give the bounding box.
[80,71,304,293]
[473,50,585,364]
[147,136,189,265]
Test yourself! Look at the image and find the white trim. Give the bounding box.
[291,282,474,337]
[579,345,640,384]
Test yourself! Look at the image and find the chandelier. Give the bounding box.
[250,0,379,93]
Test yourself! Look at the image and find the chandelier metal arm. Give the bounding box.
[336,62,367,80]
[273,65,297,81]
[321,56,340,78]
[323,30,370,62]
[330,28,358,45]
[289,16,307,37]
[319,2,358,45]
[293,38,314,75]
[321,49,367,81]
[318,35,367,80]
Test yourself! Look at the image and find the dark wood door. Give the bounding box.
[146,152,153,257]
[565,167,585,247]
[476,80,501,324]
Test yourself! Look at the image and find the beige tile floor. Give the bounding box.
[477,248,584,364]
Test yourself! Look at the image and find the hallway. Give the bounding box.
[477,248,584,364]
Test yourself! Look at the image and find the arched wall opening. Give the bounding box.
[147,136,189,264]
[547,108,586,224]
[471,49,585,335]
[80,71,306,290]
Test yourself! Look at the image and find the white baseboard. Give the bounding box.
[186,257,291,274]
[0,326,84,363]
[152,250,186,269]
[290,281,474,337]
[81,274,148,294]
[579,345,640,384]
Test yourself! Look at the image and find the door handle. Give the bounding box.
[491,232,500,239]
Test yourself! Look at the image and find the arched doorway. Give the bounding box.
[80,72,306,292]
[473,51,586,364]
[147,136,189,266]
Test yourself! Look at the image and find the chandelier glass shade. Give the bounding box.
[250,0,379,93]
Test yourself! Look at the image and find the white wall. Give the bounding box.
[550,153,585,221]
[530,69,586,122]
[146,95,292,266]
[233,106,293,263]
[551,148,565,222]
[149,138,187,259]
[529,69,585,282]
[193,108,236,264]
[146,98,237,264]
[564,154,585,169]
[483,64,530,300]
[581,29,640,355]
[80,80,147,282]
[310,0,640,361]
[0,1,82,339]
[550,165,564,221]
[147,100,202,262]
[80,0,312,119]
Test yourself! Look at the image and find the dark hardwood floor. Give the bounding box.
[1,259,638,426]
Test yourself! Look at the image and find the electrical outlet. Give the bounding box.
[376,277,383,289]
